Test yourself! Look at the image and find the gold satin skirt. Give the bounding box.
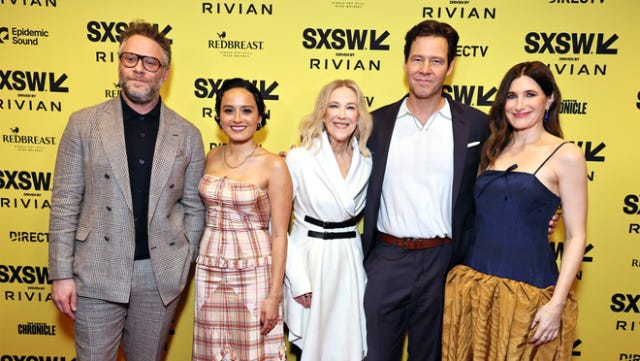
[442,265,577,361]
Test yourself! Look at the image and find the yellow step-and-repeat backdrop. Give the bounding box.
[1,1,639,360]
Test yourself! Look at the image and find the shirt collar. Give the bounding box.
[120,95,162,121]
[397,96,452,125]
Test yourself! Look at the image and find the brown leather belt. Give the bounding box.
[377,231,452,250]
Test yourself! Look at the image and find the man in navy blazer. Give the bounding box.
[48,21,205,360]
[362,20,489,361]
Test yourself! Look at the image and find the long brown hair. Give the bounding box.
[480,61,563,171]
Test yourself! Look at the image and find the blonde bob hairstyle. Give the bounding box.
[298,79,372,157]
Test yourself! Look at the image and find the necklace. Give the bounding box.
[223,143,258,169]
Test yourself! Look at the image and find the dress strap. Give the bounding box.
[533,141,570,175]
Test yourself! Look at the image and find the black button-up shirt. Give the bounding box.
[121,96,161,260]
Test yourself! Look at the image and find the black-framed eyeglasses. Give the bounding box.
[118,52,164,72]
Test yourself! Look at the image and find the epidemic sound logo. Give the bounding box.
[6,26,50,46]
[17,321,56,336]
[86,20,173,43]
[0,26,9,44]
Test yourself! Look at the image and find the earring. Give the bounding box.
[543,110,549,122]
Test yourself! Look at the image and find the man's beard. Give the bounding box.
[118,70,163,105]
[121,79,160,105]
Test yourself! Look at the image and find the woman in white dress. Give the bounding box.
[283,80,373,361]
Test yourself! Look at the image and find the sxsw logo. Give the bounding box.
[443,84,497,107]
[194,78,279,100]
[0,264,50,285]
[610,293,640,313]
[0,169,52,191]
[86,21,172,43]
[0,70,68,93]
[302,28,390,51]
[524,32,618,55]
[623,194,640,215]
[0,26,8,44]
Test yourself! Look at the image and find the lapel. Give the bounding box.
[148,103,179,219]
[99,98,133,211]
[447,94,470,210]
[371,97,405,195]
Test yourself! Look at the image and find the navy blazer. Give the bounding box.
[362,93,489,269]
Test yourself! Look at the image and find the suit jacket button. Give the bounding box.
[104,236,109,241]
[106,206,112,211]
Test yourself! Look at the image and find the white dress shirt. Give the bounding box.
[377,98,454,238]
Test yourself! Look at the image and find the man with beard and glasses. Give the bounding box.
[48,20,205,361]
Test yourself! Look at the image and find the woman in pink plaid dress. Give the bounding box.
[192,78,292,361]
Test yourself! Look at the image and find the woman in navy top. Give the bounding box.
[442,61,587,360]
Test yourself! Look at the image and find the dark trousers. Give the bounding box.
[363,239,452,361]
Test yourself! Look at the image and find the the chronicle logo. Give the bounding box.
[17,321,56,336]
[202,2,273,15]
[86,21,173,43]
[560,99,588,115]
[207,30,265,58]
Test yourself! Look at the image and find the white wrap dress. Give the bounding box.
[284,131,371,361]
